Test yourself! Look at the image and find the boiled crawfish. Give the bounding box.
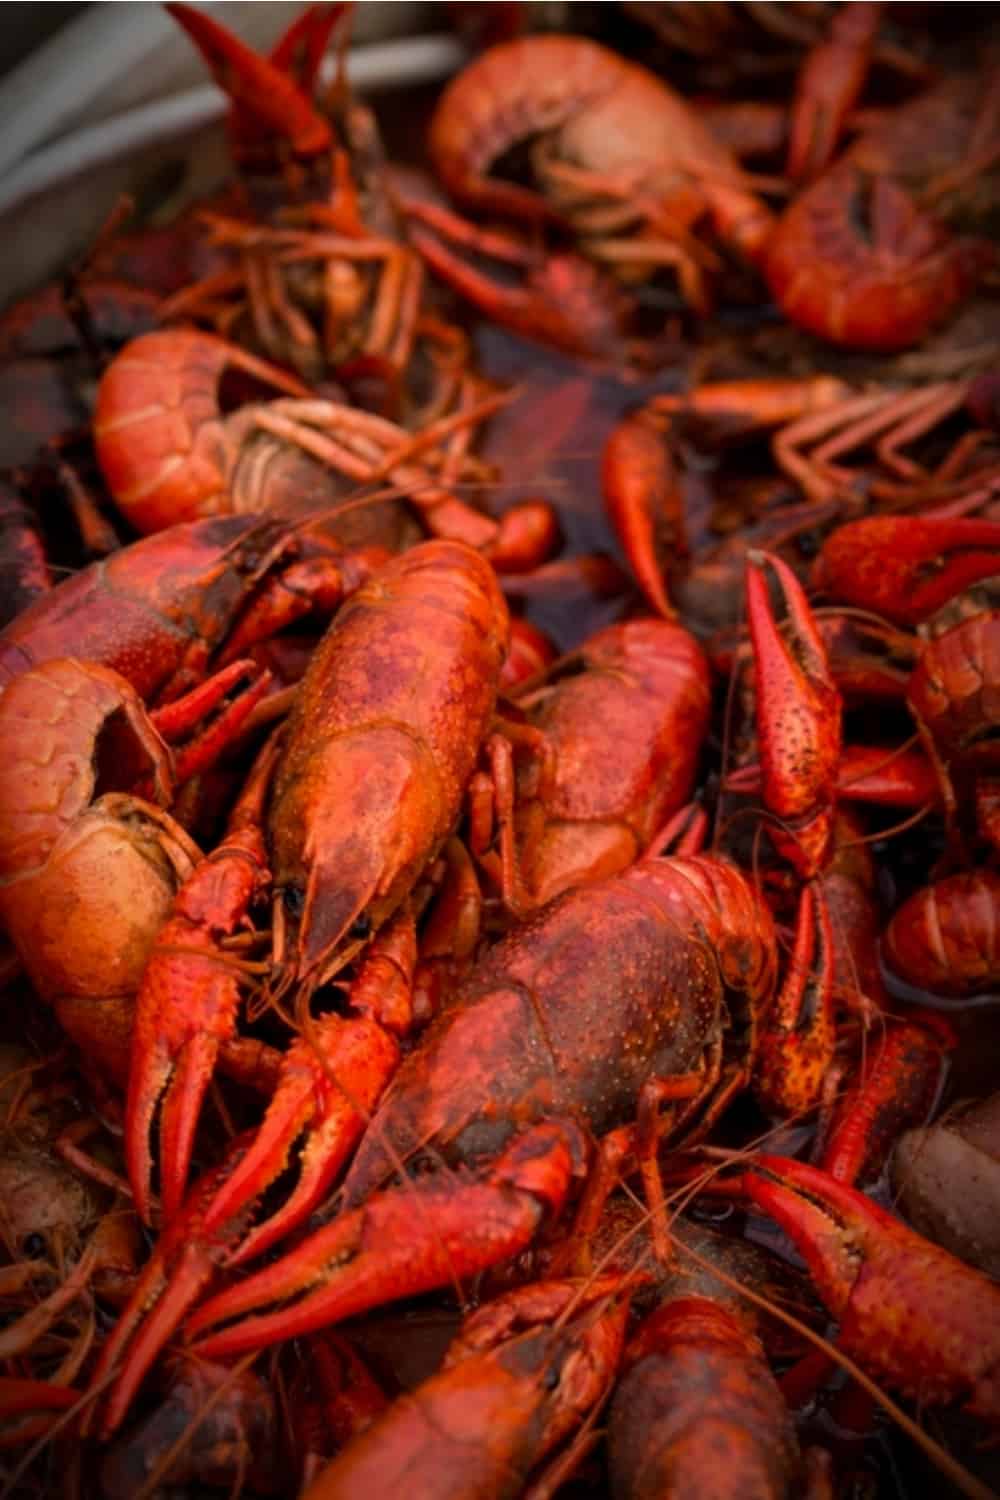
[93,327,554,572]
[427,35,774,316]
[490,618,711,909]
[175,852,794,1361]
[124,538,510,1225]
[300,1279,628,1500]
[766,64,999,349]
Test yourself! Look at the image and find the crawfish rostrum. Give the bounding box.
[2,4,1000,1499]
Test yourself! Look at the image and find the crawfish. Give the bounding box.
[121,540,510,1256]
[0,657,282,1102]
[268,538,509,991]
[608,1297,824,1500]
[93,328,552,571]
[766,65,999,350]
[301,1280,628,1500]
[493,619,711,909]
[0,512,377,704]
[428,35,774,312]
[179,852,798,1360]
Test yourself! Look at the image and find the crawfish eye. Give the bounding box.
[22,1232,47,1259]
[542,1365,560,1392]
[282,885,306,918]
[349,913,372,941]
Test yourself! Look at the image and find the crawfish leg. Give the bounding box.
[874,385,966,481]
[467,731,525,916]
[559,1072,710,1272]
[148,659,273,787]
[364,243,416,363]
[412,838,483,1023]
[50,446,122,558]
[773,389,891,503]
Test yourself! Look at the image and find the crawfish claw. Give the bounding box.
[745,550,842,877]
[744,1154,1000,1422]
[813,516,1000,626]
[187,1120,589,1360]
[87,1144,254,1439]
[753,881,836,1116]
[199,1014,401,1268]
[166,2,333,161]
[125,753,273,1225]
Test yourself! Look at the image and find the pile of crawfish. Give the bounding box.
[4,3,1000,1497]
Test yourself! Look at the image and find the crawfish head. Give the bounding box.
[268,727,445,988]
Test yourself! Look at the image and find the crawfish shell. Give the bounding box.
[343,858,773,1204]
[268,541,509,981]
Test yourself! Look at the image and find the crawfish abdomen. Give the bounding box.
[429,36,771,260]
[883,870,1000,998]
[908,610,1000,771]
[0,659,198,1079]
[608,1298,802,1500]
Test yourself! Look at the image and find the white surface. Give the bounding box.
[0,33,465,216]
[0,3,437,178]
[0,8,466,303]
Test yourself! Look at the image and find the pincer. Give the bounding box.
[184,1119,589,1361]
[744,1154,1000,1425]
[813,515,1000,627]
[744,549,842,878]
[166,2,335,168]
